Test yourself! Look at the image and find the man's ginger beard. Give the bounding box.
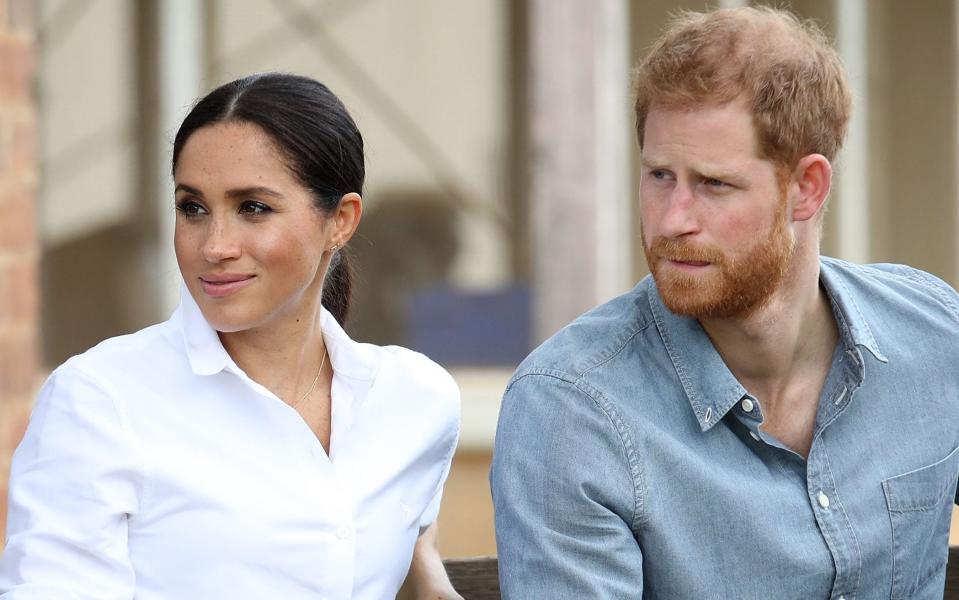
[642,192,795,319]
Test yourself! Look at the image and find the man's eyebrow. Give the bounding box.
[173,184,284,199]
[638,159,741,182]
[640,157,666,169]
[698,167,741,182]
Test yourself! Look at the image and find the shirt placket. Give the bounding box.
[243,374,358,598]
[806,356,864,600]
[316,462,357,599]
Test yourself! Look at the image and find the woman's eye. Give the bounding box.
[239,201,272,216]
[175,200,206,217]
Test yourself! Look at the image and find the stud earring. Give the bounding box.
[330,244,339,253]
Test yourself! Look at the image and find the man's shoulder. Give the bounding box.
[822,257,959,322]
[511,277,657,385]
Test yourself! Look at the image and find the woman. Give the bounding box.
[0,73,462,599]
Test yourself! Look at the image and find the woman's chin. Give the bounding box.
[198,307,260,334]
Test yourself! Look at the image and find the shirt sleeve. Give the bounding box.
[490,372,644,599]
[418,412,460,532]
[418,481,445,532]
[0,364,143,598]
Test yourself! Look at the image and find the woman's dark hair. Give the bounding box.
[172,72,363,325]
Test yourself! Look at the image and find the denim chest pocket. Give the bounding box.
[882,445,959,599]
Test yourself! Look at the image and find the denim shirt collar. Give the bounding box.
[648,258,888,432]
[818,257,888,366]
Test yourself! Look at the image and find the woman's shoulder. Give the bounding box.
[377,344,458,395]
[345,342,460,426]
[59,318,181,385]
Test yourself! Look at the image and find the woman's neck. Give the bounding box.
[219,298,328,405]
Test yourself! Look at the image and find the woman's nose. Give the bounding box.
[201,219,241,262]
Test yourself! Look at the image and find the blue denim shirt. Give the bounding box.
[491,258,959,599]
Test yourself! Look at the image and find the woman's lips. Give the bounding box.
[199,275,255,297]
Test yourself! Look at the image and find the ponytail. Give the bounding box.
[322,249,353,326]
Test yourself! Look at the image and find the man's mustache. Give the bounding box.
[648,237,726,265]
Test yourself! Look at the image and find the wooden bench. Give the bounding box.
[443,556,500,600]
[440,548,959,600]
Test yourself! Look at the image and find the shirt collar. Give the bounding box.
[319,305,378,383]
[818,258,887,365]
[176,282,378,383]
[647,257,888,432]
[648,284,747,432]
[178,283,236,376]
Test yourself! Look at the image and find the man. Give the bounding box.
[491,6,959,599]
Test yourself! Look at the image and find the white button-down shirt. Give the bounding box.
[0,287,460,599]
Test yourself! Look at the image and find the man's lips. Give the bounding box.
[670,259,710,266]
[664,259,712,271]
[199,275,255,297]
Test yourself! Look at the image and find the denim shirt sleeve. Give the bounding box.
[490,370,643,598]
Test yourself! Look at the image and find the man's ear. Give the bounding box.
[790,154,832,222]
[329,192,363,248]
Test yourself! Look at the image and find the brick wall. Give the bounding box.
[0,0,38,541]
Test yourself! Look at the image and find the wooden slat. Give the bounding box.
[444,556,501,600]
[440,549,959,599]
[946,547,959,600]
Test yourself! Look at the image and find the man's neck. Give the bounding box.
[699,248,838,456]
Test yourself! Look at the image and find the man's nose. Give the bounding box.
[659,185,700,238]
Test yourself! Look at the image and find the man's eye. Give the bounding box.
[239,201,272,215]
[650,170,667,180]
[175,200,206,217]
[704,178,727,187]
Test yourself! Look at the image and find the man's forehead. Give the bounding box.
[643,102,762,164]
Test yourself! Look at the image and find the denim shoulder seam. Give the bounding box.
[506,367,578,392]
[580,320,654,378]
[505,370,646,533]
[898,268,959,323]
[573,377,648,534]
[849,260,959,323]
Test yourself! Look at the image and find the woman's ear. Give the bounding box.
[329,192,363,248]
[790,154,832,222]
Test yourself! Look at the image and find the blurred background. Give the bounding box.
[1,0,957,559]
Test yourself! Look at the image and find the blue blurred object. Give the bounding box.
[406,284,531,366]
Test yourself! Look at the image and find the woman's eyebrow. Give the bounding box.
[225,186,284,200]
[172,184,284,199]
[174,183,203,196]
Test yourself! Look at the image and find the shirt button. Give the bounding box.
[336,525,352,540]
[817,491,830,509]
[741,398,754,412]
[838,596,846,600]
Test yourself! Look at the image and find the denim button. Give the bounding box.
[818,491,830,509]
[741,398,754,412]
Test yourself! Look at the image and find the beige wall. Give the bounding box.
[210,0,513,291]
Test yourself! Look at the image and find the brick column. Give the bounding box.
[0,0,38,541]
